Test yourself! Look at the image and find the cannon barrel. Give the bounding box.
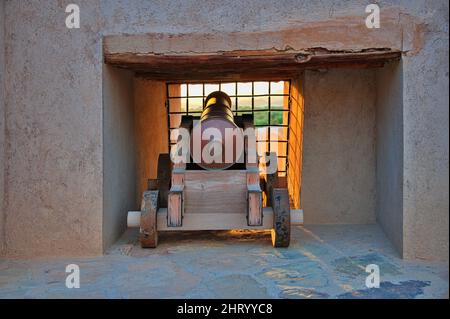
[191,91,242,170]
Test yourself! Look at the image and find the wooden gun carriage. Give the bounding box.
[128,91,290,248]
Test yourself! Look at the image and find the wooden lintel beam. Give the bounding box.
[104,49,401,81]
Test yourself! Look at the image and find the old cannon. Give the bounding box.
[127,91,291,248]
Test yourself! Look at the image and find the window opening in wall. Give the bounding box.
[166,81,291,176]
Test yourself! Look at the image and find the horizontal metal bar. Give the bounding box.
[170,126,289,129]
[168,94,290,99]
[254,124,288,127]
[256,141,289,144]
[169,109,288,114]
[166,80,291,85]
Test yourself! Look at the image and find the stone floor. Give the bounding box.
[0,225,448,299]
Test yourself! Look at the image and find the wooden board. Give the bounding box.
[157,208,274,231]
[248,191,263,226]
[157,153,171,207]
[184,170,247,215]
[168,191,183,227]
[139,190,159,247]
[167,112,187,225]
[104,44,401,81]
[247,167,263,226]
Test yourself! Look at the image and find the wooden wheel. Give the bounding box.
[271,188,290,247]
[157,153,171,208]
[264,152,290,247]
[139,189,159,248]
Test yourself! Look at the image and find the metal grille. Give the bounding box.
[166,81,291,176]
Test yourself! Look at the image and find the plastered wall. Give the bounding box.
[0,0,5,256]
[301,69,377,224]
[401,13,449,261]
[376,61,404,256]
[103,74,167,251]
[134,78,169,204]
[1,1,448,260]
[102,66,136,251]
[3,1,103,257]
[288,76,304,209]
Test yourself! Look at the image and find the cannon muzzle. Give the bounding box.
[191,91,243,170]
[201,91,235,124]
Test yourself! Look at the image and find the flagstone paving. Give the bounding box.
[0,225,448,299]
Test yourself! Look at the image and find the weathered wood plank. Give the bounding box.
[168,191,183,227]
[246,169,260,185]
[139,190,159,247]
[171,170,185,186]
[184,170,247,215]
[248,191,263,226]
[104,48,401,81]
[157,154,171,207]
[157,208,274,231]
[247,169,263,226]
[168,167,185,227]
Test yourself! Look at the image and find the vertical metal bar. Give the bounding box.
[235,82,238,116]
[285,80,292,178]
[166,83,171,150]
[268,81,271,155]
[202,83,205,110]
[186,83,189,115]
[251,81,255,116]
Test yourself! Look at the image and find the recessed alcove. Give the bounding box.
[102,35,403,256]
